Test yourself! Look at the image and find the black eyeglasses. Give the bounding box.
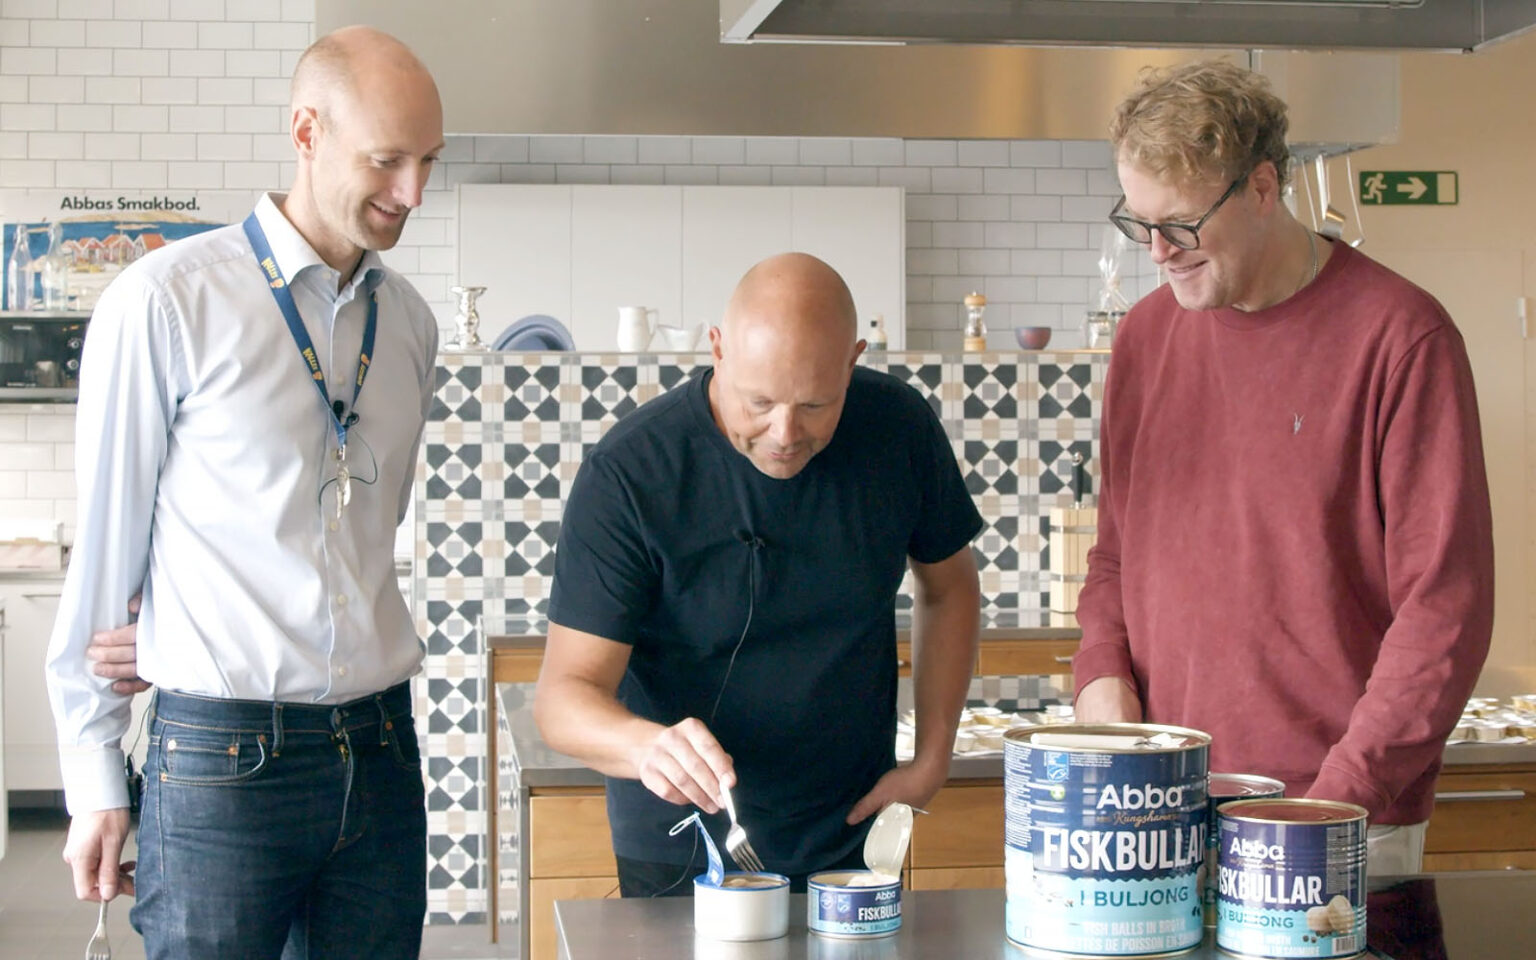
[1109,174,1249,251]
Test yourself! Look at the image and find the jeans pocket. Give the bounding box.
[386,718,423,774]
[159,727,270,785]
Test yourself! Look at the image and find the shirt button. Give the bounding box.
[328,519,339,531]
[336,594,348,606]
[337,665,348,677]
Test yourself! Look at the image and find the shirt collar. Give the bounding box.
[253,193,386,298]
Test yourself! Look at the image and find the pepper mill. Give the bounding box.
[448,285,487,351]
[963,292,988,352]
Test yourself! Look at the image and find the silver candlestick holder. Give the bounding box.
[448,285,488,351]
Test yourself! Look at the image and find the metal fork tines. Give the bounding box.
[718,783,765,873]
[85,899,112,960]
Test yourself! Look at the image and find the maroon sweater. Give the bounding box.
[1073,241,1494,824]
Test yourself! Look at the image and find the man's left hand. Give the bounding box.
[846,761,947,825]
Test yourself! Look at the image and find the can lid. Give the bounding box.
[1208,773,1287,798]
[863,802,913,877]
[1220,798,1368,823]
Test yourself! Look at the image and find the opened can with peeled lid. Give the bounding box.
[807,802,912,939]
[1004,723,1210,958]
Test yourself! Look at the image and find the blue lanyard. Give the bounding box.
[242,213,376,451]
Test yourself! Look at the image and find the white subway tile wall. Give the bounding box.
[0,0,1161,529]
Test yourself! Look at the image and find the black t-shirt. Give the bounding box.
[548,366,982,874]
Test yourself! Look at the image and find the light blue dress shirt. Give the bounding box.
[46,193,438,814]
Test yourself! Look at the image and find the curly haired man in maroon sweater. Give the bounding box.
[1074,60,1494,876]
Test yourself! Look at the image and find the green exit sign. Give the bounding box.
[1359,171,1458,206]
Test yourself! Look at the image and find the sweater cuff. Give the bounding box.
[1306,761,1391,821]
[60,746,131,815]
[1071,642,1136,699]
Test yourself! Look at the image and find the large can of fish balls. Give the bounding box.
[1216,798,1368,959]
[1004,723,1210,958]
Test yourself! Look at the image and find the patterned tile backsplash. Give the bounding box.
[413,348,1106,922]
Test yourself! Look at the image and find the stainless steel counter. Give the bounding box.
[553,875,1536,959]
[499,682,1536,791]
[484,610,1083,646]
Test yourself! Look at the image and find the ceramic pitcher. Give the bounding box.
[616,306,657,352]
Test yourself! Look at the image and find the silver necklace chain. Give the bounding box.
[1299,228,1319,294]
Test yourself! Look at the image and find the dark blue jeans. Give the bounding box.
[130,682,427,960]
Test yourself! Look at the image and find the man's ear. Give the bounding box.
[1249,158,1285,215]
[291,105,320,159]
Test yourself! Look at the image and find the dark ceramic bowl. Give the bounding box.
[1014,326,1053,350]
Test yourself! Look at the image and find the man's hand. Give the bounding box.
[63,808,135,901]
[846,759,948,825]
[1073,676,1143,723]
[86,594,150,695]
[630,717,735,814]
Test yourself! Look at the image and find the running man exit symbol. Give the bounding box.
[1359,171,1458,205]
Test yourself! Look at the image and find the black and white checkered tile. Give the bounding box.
[416,349,1106,921]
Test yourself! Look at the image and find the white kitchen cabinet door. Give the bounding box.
[0,600,6,856]
[456,184,573,349]
[1,578,150,797]
[791,187,906,349]
[458,184,904,352]
[1,581,64,791]
[681,187,795,336]
[570,187,684,352]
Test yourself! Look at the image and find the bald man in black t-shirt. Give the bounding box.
[534,253,983,896]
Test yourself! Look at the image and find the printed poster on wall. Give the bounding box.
[2,191,251,313]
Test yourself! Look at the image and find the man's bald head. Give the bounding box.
[721,252,859,354]
[282,25,443,274]
[708,253,865,480]
[291,25,433,123]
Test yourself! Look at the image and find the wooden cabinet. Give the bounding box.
[894,636,1078,678]
[908,781,1003,871]
[528,876,620,960]
[1423,763,1536,871]
[525,787,618,960]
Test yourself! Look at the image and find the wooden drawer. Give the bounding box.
[908,866,1005,891]
[529,876,620,960]
[1426,768,1536,854]
[909,782,1004,869]
[528,789,618,877]
[491,646,544,683]
[976,638,1078,677]
[895,638,1078,678]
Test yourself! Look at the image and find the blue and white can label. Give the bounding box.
[1204,774,1286,927]
[1004,724,1210,957]
[807,871,902,938]
[1216,798,1368,959]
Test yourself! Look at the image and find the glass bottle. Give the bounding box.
[963,292,987,352]
[40,220,69,311]
[5,223,32,312]
[866,313,887,351]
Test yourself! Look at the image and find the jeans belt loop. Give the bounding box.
[375,694,393,747]
[270,701,284,757]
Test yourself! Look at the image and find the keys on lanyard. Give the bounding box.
[334,444,352,520]
[242,212,377,526]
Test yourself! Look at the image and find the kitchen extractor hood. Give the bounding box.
[319,0,1396,151]
[722,0,1536,53]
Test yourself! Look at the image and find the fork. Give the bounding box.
[85,899,111,960]
[718,783,765,873]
